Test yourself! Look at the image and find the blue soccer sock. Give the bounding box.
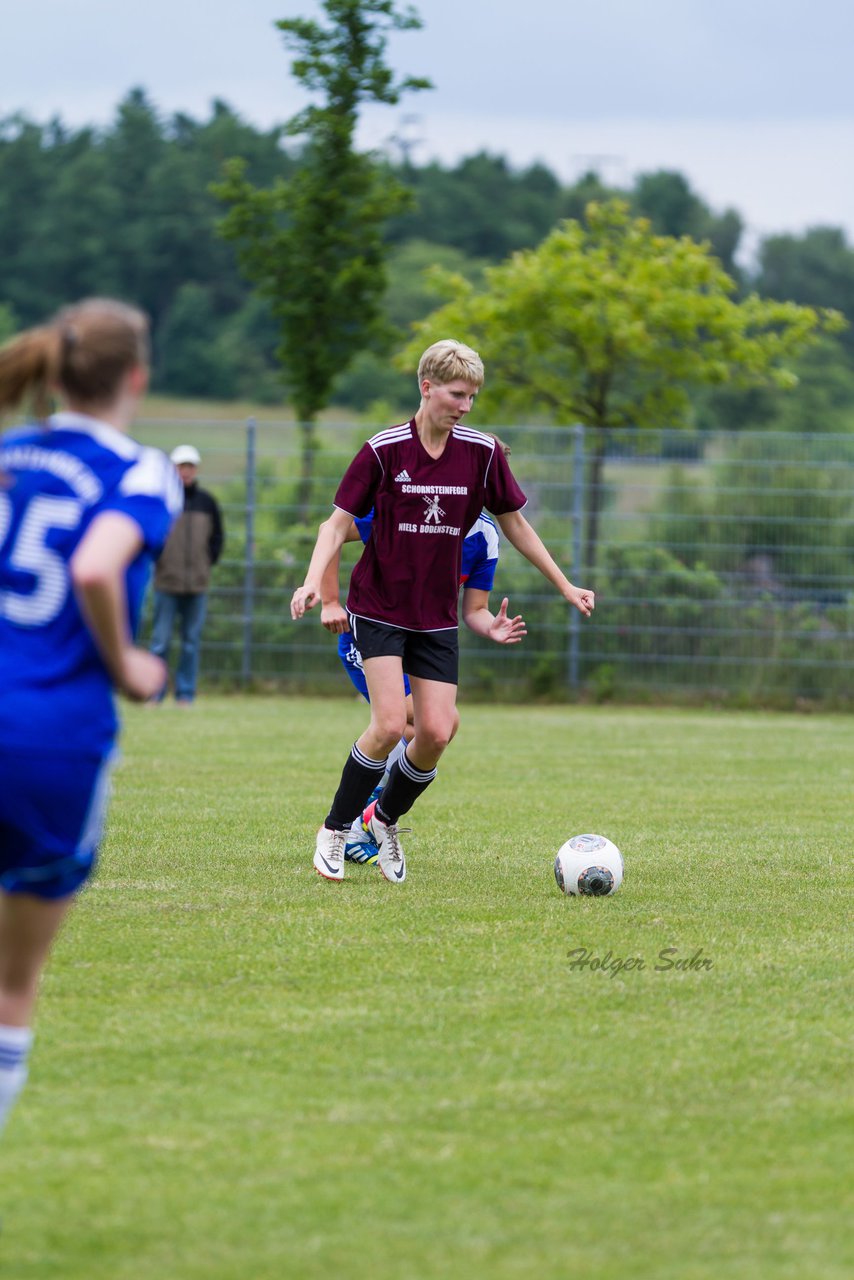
[0,1024,33,1134]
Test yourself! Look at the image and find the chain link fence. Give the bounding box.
[135,418,854,708]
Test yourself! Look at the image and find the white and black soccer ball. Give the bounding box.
[554,834,623,897]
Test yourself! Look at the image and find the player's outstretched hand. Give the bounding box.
[489,597,528,645]
[119,648,168,702]
[568,586,595,617]
[290,584,319,620]
[321,601,350,634]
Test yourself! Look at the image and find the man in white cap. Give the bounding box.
[150,445,225,703]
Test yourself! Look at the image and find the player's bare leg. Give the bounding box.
[0,892,73,1131]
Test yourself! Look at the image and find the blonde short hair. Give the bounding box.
[417,339,484,391]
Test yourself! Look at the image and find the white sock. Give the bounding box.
[380,736,409,787]
[0,1024,33,1133]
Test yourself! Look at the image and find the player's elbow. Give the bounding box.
[70,550,112,592]
[319,514,354,547]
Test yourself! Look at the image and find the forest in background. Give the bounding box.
[2,88,854,430]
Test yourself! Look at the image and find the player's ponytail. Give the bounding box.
[0,298,149,419]
[0,325,62,418]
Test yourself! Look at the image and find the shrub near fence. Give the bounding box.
[135,419,854,709]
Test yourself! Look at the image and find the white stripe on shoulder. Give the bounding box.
[452,426,495,449]
[465,512,500,558]
[49,411,141,460]
[120,447,183,513]
[368,424,412,448]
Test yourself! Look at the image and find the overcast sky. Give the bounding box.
[5,0,854,255]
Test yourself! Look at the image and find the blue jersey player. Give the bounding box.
[318,505,526,862]
[0,298,182,1135]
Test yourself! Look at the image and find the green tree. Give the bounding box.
[212,295,283,404]
[157,283,236,398]
[0,304,16,343]
[631,170,744,276]
[213,0,430,513]
[0,115,81,323]
[0,94,290,389]
[402,200,845,571]
[559,169,621,223]
[698,337,854,435]
[755,226,854,353]
[331,239,488,412]
[101,91,284,343]
[388,153,565,259]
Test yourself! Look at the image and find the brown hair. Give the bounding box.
[0,298,149,418]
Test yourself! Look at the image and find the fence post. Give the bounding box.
[242,416,256,686]
[568,422,585,690]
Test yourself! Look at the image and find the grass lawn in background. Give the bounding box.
[2,699,850,1280]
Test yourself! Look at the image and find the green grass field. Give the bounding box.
[2,700,851,1279]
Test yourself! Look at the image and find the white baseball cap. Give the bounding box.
[170,444,201,466]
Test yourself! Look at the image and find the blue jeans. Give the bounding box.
[150,591,208,701]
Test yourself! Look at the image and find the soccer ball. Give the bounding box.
[554,834,623,896]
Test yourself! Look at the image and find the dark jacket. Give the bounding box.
[154,482,224,594]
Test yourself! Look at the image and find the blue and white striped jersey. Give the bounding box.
[0,412,182,753]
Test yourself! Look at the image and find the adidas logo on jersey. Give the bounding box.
[395,469,412,483]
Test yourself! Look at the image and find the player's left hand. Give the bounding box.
[568,586,595,617]
[488,597,527,645]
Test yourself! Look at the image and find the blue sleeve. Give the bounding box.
[354,510,375,545]
[102,449,183,556]
[462,529,498,592]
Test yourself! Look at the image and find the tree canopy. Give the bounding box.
[212,0,430,506]
[400,200,846,567]
[2,87,854,428]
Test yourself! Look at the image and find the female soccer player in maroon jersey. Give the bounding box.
[291,339,595,884]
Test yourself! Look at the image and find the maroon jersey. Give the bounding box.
[334,419,526,631]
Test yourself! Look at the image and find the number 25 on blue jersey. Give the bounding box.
[0,491,82,627]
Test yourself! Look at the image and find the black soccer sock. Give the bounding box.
[325,743,388,829]
[375,750,437,824]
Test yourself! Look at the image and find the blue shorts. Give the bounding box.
[0,748,115,900]
[337,634,412,702]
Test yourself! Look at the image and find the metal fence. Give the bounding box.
[135,418,854,707]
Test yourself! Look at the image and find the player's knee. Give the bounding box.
[419,721,454,756]
[371,714,407,750]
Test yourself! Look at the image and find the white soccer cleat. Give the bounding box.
[362,801,408,884]
[313,826,346,881]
